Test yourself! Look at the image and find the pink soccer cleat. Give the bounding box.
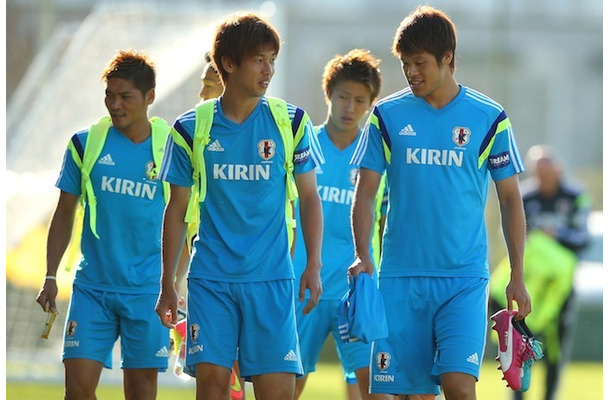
[490,309,543,392]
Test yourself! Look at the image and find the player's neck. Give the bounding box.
[219,88,260,124]
[325,119,359,151]
[118,118,152,144]
[424,78,460,110]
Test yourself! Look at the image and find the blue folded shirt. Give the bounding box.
[336,273,388,344]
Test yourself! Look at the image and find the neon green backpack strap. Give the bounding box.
[368,111,391,165]
[268,97,304,247]
[80,115,112,239]
[184,99,215,226]
[149,116,171,202]
[371,173,387,267]
[60,116,111,271]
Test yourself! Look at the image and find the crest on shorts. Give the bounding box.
[452,126,471,146]
[258,139,276,161]
[376,352,391,371]
[67,320,78,337]
[190,324,200,341]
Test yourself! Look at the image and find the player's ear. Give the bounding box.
[145,88,155,105]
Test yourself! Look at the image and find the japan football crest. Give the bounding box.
[258,139,276,161]
[376,352,391,371]
[452,126,471,146]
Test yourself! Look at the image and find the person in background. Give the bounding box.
[199,51,224,101]
[35,49,170,400]
[349,6,531,399]
[155,12,323,400]
[292,48,392,400]
[491,144,591,400]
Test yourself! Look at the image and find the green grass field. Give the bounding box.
[6,361,602,400]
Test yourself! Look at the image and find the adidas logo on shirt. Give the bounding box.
[98,153,115,165]
[155,346,169,358]
[398,124,416,136]
[466,353,479,365]
[207,139,224,151]
[284,349,297,362]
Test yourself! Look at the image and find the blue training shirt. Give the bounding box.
[351,85,524,279]
[160,97,317,282]
[57,127,166,294]
[293,126,376,301]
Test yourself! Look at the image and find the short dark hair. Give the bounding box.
[204,51,218,74]
[211,12,281,83]
[322,48,382,104]
[101,49,156,94]
[392,6,457,71]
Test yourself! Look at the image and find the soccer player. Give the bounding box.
[292,48,391,400]
[155,12,323,400]
[349,6,532,399]
[35,49,170,400]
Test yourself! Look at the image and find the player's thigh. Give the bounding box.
[63,286,117,368]
[117,292,170,370]
[295,299,335,374]
[432,277,488,382]
[187,279,240,370]
[237,279,302,378]
[370,277,439,396]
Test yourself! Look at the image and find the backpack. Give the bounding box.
[181,97,309,249]
[62,116,170,271]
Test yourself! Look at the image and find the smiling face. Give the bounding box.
[224,45,276,98]
[400,51,449,98]
[327,80,372,134]
[104,77,153,134]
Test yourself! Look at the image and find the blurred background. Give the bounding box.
[5,0,603,398]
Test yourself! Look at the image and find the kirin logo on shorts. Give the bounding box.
[376,352,391,371]
[258,139,276,161]
[190,324,200,341]
[452,126,471,146]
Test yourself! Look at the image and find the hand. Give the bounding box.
[36,278,58,313]
[505,277,531,320]
[298,263,322,315]
[155,286,179,329]
[347,256,374,278]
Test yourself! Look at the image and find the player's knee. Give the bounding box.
[123,371,158,400]
[440,372,476,400]
[65,384,96,400]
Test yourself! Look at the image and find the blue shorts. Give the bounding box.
[63,285,169,370]
[295,299,372,380]
[370,276,489,395]
[186,278,303,378]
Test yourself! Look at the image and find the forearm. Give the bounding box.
[46,192,79,276]
[161,188,190,289]
[351,171,379,262]
[299,193,323,270]
[498,180,526,279]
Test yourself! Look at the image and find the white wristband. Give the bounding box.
[45,276,57,280]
